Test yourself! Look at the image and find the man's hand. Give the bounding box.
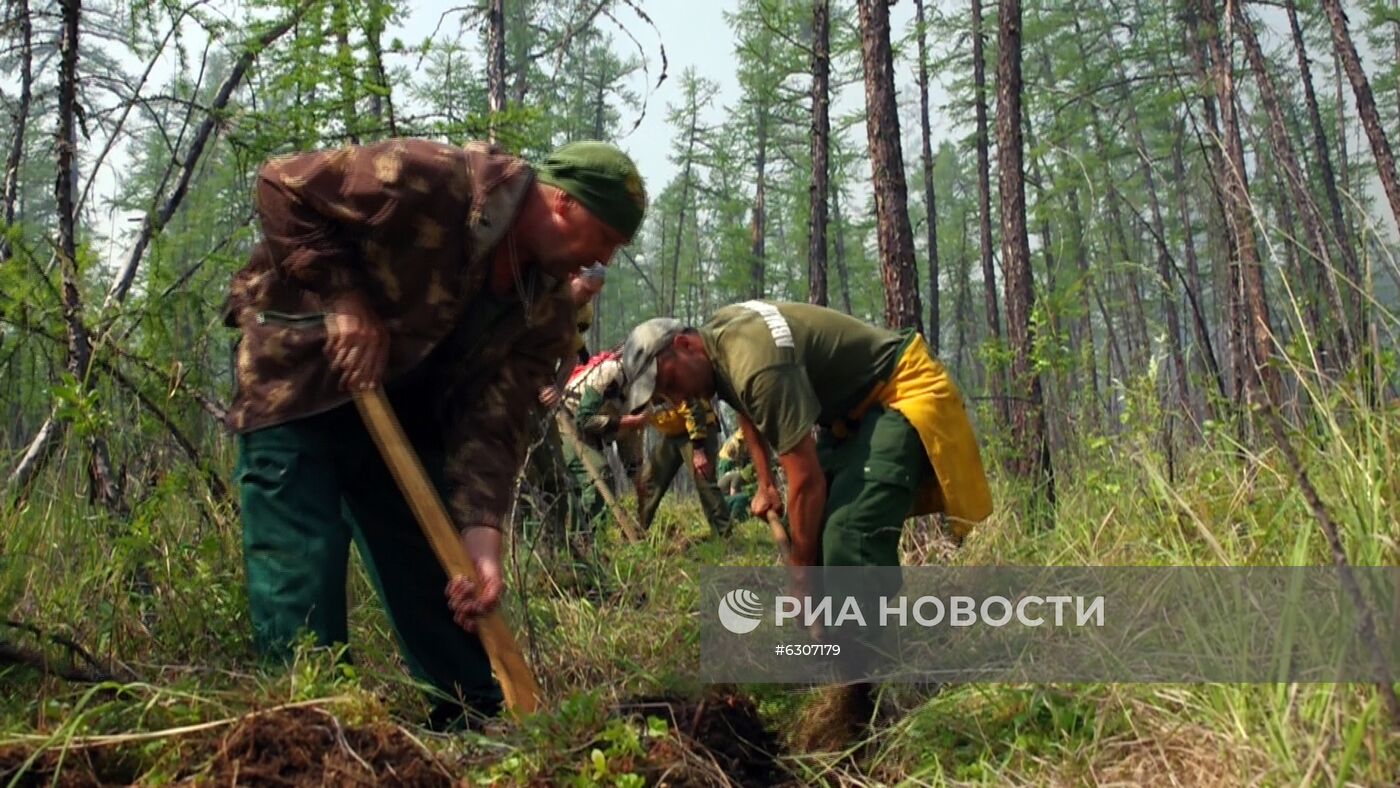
[324,290,388,391]
[619,413,649,431]
[751,483,784,519]
[538,385,562,408]
[691,447,713,480]
[444,526,504,633]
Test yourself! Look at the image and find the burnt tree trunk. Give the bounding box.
[1318,0,1400,233]
[996,0,1054,505]
[51,0,121,510]
[971,0,1008,424]
[857,0,923,332]
[1285,0,1360,336]
[915,0,941,351]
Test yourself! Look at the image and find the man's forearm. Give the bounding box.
[738,415,777,490]
[786,473,826,566]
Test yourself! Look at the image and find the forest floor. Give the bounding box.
[1,405,1398,785]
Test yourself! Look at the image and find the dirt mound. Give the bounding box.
[0,707,456,787]
[198,706,454,787]
[624,690,789,787]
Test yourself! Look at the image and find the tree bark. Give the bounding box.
[1207,0,1279,410]
[1318,0,1400,233]
[363,0,398,136]
[56,0,121,510]
[857,0,923,332]
[808,0,830,307]
[486,0,507,143]
[1234,3,1353,367]
[971,0,1008,425]
[915,0,941,351]
[996,0,1053,505]
[1285,0,1359,334]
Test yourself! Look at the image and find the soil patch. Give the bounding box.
[623,690,789,787]
[0,707,456,787]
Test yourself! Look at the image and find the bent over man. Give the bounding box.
[224,138,645,727]
[620,301,990,746]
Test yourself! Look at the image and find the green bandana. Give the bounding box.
[535,141,647,241]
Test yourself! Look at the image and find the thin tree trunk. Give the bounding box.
[1235,3,1354,367]
[24,0,122,510]
[997,0,1053,506]
[1183,0,1246,403]
[486,0,507,143]
[971,0,1008,424]
[363,0,398,136]
[670,104,699,316]
[1208,0,1280,410]
[331,0,359,144]
[955,208,973,383]
[750,106,767,300]
[809,0,830,307]
[1285,0,1359,340]
[1,0,32,253]
[831,184,854,314]
[857,0,923,332]
[1067,186,1102,422]
[1318,0,1400,232]
[915,0,941,351]
[1171,119,1227,408]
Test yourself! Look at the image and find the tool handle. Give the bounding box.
[554,411,644,543]
[764,511,793,562]
[354,389,542,715]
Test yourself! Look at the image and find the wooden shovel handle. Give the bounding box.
[354,389,542,715]
[765,511,792,562]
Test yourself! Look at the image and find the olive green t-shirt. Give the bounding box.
[699,301,908,453]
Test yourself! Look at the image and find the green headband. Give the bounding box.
[535,140,647,241]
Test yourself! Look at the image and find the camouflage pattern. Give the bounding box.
[223,139,575,529]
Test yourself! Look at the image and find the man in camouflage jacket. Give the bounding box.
[224,138,645,727]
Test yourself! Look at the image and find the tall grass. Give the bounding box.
[2,383,1398,784]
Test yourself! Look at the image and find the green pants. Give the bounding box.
[638,432,731,536]
[234,397,502,725]
[816,404,932,567]
[816,405,931,679]
[563,435,614,537]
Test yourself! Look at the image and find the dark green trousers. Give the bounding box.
[816,404,931,567]
[234,397,502,724]
[816,405,932,680]
[638,432,731,536]
[562,435,614,537]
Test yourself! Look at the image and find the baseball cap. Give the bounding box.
[621,317,684,411]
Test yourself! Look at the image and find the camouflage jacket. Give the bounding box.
[223,139,574,529]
